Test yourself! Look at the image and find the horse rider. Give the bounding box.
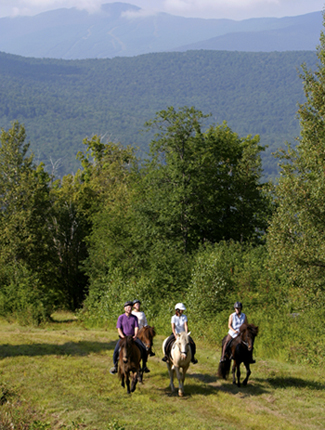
[162,302,198,364]
[109,301,150,374]
[220,301,256,363]
[132,299,155,356]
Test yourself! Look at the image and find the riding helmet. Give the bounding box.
[132,299,141,305]
[124,301,133,307]
[175,303,186,311]
[234,301,242,309]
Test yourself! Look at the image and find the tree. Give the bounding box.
[0,122,58,322]
[139,106,270,254]
[267,15,325,300]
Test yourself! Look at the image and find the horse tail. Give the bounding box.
[218,358,231,380]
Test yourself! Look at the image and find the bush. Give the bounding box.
[0,263,53,325]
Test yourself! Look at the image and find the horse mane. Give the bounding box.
[145,325,156,338]
[239,323,259,337]
[119,336,132,349]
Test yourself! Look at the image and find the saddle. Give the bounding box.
[164,336,175,357]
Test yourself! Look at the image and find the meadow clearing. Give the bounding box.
[0,312,324,430]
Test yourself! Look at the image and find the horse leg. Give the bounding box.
[232,361,236,385]
[166,362,175,392]
[131,371,138,392]
[175,366,184,397]
[242,362,251,386]
[236,362,241,387]
[179,365,189,397]
[232,361,241,387]
[126,372,131,394]
[137,366,143,383]
[120,372,125,388]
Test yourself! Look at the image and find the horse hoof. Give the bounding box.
[178,390,184,397]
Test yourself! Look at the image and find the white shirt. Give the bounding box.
[132,310,148,330]
[171,314,188,334]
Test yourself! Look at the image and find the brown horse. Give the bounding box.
[138,326,156,356]
[118,336,142,394]
[218,323,258,387]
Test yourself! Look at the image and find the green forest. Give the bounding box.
[0,49,318,180]
[2,14,325,370]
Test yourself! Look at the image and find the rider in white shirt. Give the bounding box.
[132,299,155,356]
[220,301,255,363]
[132,299,148,329]
[162,303,198,364]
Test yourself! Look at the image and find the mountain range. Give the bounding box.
[0,2,322,59]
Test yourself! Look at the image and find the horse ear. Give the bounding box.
[187,331,191,337]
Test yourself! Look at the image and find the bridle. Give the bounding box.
[240,331,253,350]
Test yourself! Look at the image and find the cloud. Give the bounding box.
[0,0,103,17]
[121,8,158,19]
[161,0,324,19]
[0,0,323,20]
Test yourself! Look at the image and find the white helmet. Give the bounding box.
[175,303,186,311]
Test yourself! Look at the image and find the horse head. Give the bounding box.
[139,326,156,351]
[175,331,191,361]
[240,324,259,351]
[121,336,133,363]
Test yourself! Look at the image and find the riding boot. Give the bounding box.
[109,364,118,374]
[143,359,150,373]
[162,356,168,362]
[149,348,155,357]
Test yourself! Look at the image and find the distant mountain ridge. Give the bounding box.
[0,3,322,59]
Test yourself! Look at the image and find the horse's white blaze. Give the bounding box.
[162,331,192,396]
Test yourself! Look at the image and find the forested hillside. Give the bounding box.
[0,49,318,179]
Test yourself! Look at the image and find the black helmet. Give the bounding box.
[234,301,242,309]
[124,301,133,307]
[133,299,141,305]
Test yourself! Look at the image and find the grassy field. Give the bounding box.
[0,312,324,430]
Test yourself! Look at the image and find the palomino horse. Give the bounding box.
[162,331,192,396]
[218,323,258,387]
[138,326,156,356]
[118,336,142,394]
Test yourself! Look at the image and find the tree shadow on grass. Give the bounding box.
[0,340,117,358]
[256,376,325,391]
[217,380,269,397]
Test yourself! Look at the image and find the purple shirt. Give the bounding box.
[116,313,138,336]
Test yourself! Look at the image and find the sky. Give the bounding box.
[0,0,324,21]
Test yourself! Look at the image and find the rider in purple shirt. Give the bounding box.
[110,301,149,374]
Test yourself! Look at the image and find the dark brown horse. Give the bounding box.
[138,326,156,356]
[118,336,142,394]
[218,323,258,387]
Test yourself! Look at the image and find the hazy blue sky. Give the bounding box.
[0,0,324,20]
